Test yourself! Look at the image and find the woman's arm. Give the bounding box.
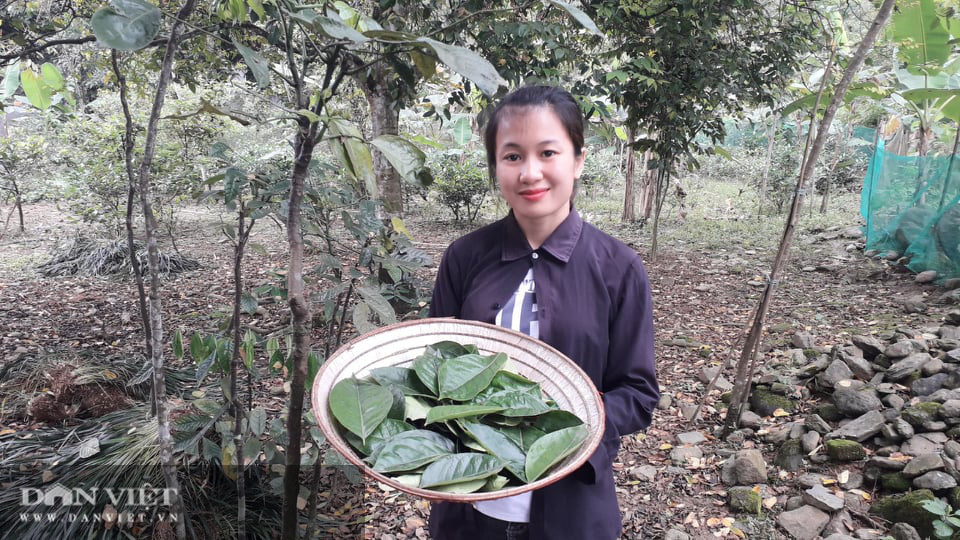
[429,243,462,318]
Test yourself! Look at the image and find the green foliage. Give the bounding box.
[922,498,960,539]
[430,150,489,222]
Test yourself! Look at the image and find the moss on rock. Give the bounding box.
[880,472,911,492]
[815,403,844,422]
[826,439,866,462]
[728,486,762,515]
[902,402,942,427]
[870,489,937,538]
[750,387,798,417]
[775,439,805,471]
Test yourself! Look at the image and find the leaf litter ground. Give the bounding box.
[0,203,954,539]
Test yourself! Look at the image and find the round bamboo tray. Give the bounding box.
[311,317,604,502]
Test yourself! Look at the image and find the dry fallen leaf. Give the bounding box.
[706,517,724,527]
[838,470,850,484]
[763,497,778,509]
[660,443,673,450]
[822,478,837,486]
[772,408,789,417]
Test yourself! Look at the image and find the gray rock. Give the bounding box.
[833,387,883,417]
[886,353,934,381]
[922,388,960,403]
[728,486,762,514]
[739,410,763,429]
[948,310,960,326]
[822,509,854,537]
[670,446,703,465]
[733,449,768,484]
[763,425,792,444]
[923,357,945,376]
[663,530,691,540]
[944,456,960,482]
[790,421,806,440]
[720,458,737,485]
[825,410,885,442]
[841,352,875,380]
[785,495,806,511]
[793,332,817,349]
[852,335,885,359]
[803,484,845,512]
[883,394,906,410]
[890,522,922,540]
[805,414,833,434]
[942,326,960,341]
[948,349,960,363]
[895,418,915,439]
[945,440,960,459]
[885,340,927,359]
[679,403,699,421]
[824,535,856,540]
[777,505,830,540]
[945,278,960,290]
[903,295,928,314]
[912,470,958,490]
[676,431,707,445]
[912,373,948,396]
[630,465,658,481]
[802,430,821,453]
[916,270,939,283]
[820,360,855,388]
[657,394,673,409]
[798,473,826,488]
[842,470,864,490]
[881,423,903,442]
[901,433,947,456]
[699,366,733,391]
[902,453,944,478]
[867,456,908,470]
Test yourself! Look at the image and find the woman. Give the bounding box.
[428,85,659,540]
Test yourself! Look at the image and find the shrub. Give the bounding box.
[431,150,489,222]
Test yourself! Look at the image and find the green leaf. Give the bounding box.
[547,0,601,35]
[370,135,428,186]
[316,16,370,44]
[345,138,377,196]
[411,135,445,150]
[933,520,954,538]
[387,386,406,420]
[425,404,505,425]
[348,418,414,457]
[90,0,163,51]
[475,390,551,417]
[242,437,261,464]
[532,410,584,433]
[20,70,50,110]
[614,126,628,142]
[900,88,960,122]
[196,348,217,382]
[419,453,504,489]
[430,477,489,493]
[352,302,377,334]
[369,367,433,397]
[172,330,184,359]
[414,38,506,96]
[249,407,267,436]
[189,333,206,362]
[222,441,238,480]
[458,420,527,482]
[372,429,456,473]
[297,109,322,123]
[482,475,510,492]
[429,341,478,359]
[357,286,397,325]
[438,353,508,401]
[1,62,20,100]
[925,498,951,516]
[203,438,221,461]
[40,63,65,91]
[240,293,258,315]
[411,353,442,396]
[232,40,271,89]
[893,0,951,74]
[247,0,266,19]
[403,396,432,422]
[524,425,588,482]
[329,378,393,442]
[410,50,437,79]
[450,117,472,146]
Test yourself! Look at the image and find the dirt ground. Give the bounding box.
[0,202,954,539]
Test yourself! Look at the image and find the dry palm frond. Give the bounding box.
[37,235,200,277]
[0,405,284,539]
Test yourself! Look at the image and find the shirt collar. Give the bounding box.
[501,208,583,263]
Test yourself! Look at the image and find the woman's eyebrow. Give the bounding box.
[499,139,562,148]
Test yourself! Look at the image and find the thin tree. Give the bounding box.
[722,0,897,433]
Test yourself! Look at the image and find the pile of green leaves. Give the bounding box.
[328,341,588,494]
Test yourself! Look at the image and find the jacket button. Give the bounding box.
[531,252,539,260]
[493,303,501,309]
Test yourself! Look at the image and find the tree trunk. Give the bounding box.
[649,167,669,260]
[759,119,775,217]
[638,150,655,221]
[820,115,852,213]
[722,0,896,434]
[622,129,635,222]
[359,62,403,213]
[133,2,197,538]
[9,179,24,232]
[112,51,154,415]
[281,126,315,540]
[231,207,248,540]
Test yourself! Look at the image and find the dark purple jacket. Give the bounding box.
[427,210,659,540]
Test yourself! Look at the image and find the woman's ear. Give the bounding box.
[574,148,587,179]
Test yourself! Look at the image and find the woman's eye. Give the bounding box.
[542,150,557,157]
[504,154,520,162]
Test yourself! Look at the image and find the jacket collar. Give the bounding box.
[501,208,583,263]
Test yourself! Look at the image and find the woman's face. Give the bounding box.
[494,106,585,235]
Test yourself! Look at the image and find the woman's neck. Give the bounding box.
[515,207,570,250]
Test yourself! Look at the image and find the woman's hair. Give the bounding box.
[483,86,585,177]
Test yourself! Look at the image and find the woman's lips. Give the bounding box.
[520,188,548,201]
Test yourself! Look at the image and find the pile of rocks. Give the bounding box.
[721,309,960,539]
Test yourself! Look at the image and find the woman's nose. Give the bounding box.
[520,160,543,182]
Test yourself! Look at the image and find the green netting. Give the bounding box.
[861,138,960,282]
